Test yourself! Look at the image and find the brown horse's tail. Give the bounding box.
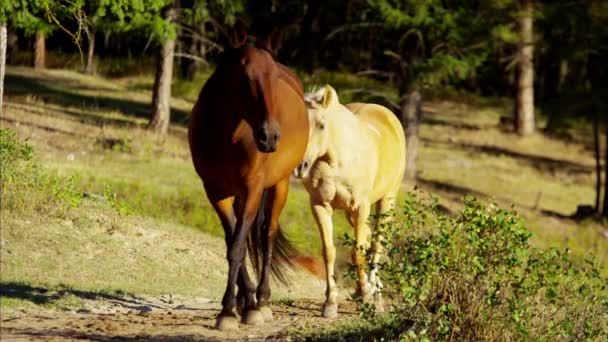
[247,190,324,284]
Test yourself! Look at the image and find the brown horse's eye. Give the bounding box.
[317,122,325,130]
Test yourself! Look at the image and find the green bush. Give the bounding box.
[344,193,607,341]
[1,129,82,216]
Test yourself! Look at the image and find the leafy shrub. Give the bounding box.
[1,129,82,216]
[1,128,33,178]
[345,193,607,341]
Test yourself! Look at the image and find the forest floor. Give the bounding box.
[1,66,607,341]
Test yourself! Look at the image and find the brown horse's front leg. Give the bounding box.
[216,187,264,331]
[256,178,289,321]
[211,198,257,318]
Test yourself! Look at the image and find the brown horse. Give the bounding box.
[188,36,309,331]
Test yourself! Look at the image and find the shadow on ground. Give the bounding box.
[0,282,164,311]
[421,138,593,177]
[5,73,190,126]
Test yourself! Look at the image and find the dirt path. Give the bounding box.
[1,294,358,341]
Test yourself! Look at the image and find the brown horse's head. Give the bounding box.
[228,39,283,153]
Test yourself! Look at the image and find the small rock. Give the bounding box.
[137,305,153,314]
[602,231,608,239]
[67,153,75,161]
[76,309,91,314]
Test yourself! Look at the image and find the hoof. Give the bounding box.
[216,315,239,331]
[322,302,338,318]
[243,309,264,325]
[258,306,274,321]
[361,293,374,304]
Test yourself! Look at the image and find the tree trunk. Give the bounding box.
[1,25,7,116]
[180,30,199,80]
[199,23,206,62]
[84,29,96,75]
[603,113,608,218]
[148,7,177,136]
[34,31,46,69]
[514,0,535,135]
[594,106,601,213]
[401,90,422,185]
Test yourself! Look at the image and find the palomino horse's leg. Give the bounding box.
[212,198,257,317]
[352,201,373,302]
[312,201,338,318]
[255,178,289,321]
[216,186,265,331]
[368,192,397,312]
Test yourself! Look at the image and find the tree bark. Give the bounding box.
[84,29,96,75]
[514,0,535,135]
[1,25,7,116]
[180,29,199,80]
[594,105,601,213]
[603,113,608,217]
[148,7,177,136]
[34,31,46,69]
[401,90,422,185]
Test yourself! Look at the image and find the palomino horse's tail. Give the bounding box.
[247,190,325,284]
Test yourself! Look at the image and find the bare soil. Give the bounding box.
[1,295,359,341]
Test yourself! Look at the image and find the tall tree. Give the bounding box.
[34,31,46,69]
[514,0,535,135]
[366,0,498,184]
[148,3,177,136]
[402,91,421,183]
[0,0,9,115]
[10,0,56,70]
[1,25,6,115]
[593,107,601,213]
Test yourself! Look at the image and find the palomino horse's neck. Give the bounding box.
[323,104,366,168]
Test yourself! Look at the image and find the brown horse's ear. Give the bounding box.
[265,29,284,56]
[321,85,338,109]
[232,20,248,47]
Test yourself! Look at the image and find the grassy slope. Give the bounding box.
[1,66,606,315]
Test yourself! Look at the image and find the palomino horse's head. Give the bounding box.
[230,38,283,152]
[293,85,339,178]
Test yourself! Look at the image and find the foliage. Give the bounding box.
[4,0,57,35]
[0,128,33,177]
[344,193,608,340]
[361,0,513,93]
[1,128,82,216]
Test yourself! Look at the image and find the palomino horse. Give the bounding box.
[293,85,406,318]
[188,37,309,330]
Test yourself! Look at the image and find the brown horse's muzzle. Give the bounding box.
[255,122,281,153]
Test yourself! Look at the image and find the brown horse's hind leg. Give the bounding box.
[255,178,289,321]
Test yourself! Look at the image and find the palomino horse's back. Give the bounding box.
[346,102,406,200]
